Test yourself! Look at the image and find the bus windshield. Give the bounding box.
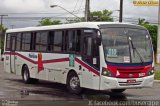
[101,28,153,64]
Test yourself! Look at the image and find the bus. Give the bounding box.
[4,22,154,94]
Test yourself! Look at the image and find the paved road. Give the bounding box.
[0,61,160,106]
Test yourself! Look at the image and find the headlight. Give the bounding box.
[147,67,154,76]
[102,67,113,77]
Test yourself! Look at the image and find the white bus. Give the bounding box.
[4,22,154,94]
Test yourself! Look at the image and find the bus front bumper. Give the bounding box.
[100,74,154,90]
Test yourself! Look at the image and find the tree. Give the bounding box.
[137,18,157,52]
[0,25,7,53]
[90,9,113,22]
[65,18,84,24]
[138,18,149,25]
[38,18,62,26]
[143,24,157,52]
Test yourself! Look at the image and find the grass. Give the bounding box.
[154,71,160,80]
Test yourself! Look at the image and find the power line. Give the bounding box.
[0,9,85,15]
[72,0,80,13]
[0,16,156,24]
[75,0,84,14]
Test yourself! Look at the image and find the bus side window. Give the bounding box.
[48,31,54,52]
[35,31,48,52]
[35,32,41,51]
[93,39,99,57]
[76,30,81,53]
[83,31,100,69]
[63,30,68,52]
[16,33,22,51]
[93,38,100,69]
[22,32,31,51]
[54,31,63,52]
[84,37,92,56]
[40,32,48,51]
[66,30,81,54]
[68,30,75,52]
[31,32,36,51]
[48,31,63,52]
[6,34,11,51]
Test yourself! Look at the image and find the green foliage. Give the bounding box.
[0,25,7,32]
[90,9,113,22]
[38,18,62,26]
[138,18,157,52]
[0,25,7,53]
[138,18,149,26]
[155,71,160,80]
[143,24,157,52]
[65,18,84,24]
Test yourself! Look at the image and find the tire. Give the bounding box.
[22,65,39,84]
[111,89,126,93]
[67,72,82,94]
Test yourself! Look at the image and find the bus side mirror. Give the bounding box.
[97,38,101,46]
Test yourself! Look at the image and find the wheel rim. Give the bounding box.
[70,76,80,90]
[23,69,28,81]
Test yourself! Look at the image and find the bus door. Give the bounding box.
[10,36,16,73]
[82,29,100,89]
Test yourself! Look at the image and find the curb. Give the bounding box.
[154,80,160,82]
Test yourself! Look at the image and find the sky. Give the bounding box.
[0,0,158,28]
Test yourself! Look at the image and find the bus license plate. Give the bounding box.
[127,79,136,83]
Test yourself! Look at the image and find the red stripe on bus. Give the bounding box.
[43,58,69,64]
[75,58,100,76]
[4,52,100,76]
[4,52,37,64]
[4,52,69,64]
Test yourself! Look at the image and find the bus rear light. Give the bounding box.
[102,67,113,77]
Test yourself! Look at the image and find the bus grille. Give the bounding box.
[117,68,144,74]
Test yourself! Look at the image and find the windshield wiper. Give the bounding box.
[129,37,144,64]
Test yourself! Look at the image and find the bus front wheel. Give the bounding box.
[67,72,82,94]
[111,89,126,93]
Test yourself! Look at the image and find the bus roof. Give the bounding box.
[6,22,146,33]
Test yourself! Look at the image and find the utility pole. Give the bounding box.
[119,0,123,22]
[85,0,90,22]
[157,0,160,63]
[0,15,8,27]
[0,15,8,55]
[11,25,15,29]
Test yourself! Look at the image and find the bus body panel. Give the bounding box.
[4,52,11,73]
[4,51,100,90]
[3,22,154,92]
[100,75,154,90]
[15,52,23,76]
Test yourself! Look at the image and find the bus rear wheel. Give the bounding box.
[111,89,126,93]
[67,72,82,94]
[22,65,38,84]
